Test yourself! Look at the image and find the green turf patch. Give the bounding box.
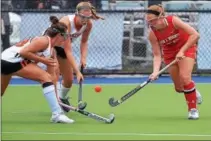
[2,84,211,140]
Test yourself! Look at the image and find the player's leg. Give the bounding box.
[1,59,18,96]
[55,47,74,112]
[57,56,74,96]
[196,89,202,104]
[1,74,12,96]
[15,63,74,123]
[178,57,199,119]
[168,60,202,104]
[185,48,202,104]
[167,63,184,93]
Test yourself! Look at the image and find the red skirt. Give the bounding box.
[163,46,197,65]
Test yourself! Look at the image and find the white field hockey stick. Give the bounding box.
[51,49,114,124]
[109,59,177,107]
[55,82,115,124]
[55,85,114,124]
[54,73,115,123]
[59,102,115,124]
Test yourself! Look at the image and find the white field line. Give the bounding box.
[2,131,211,137]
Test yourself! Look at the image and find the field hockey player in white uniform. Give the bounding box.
[1,16,78,124]
[54,1,104,112]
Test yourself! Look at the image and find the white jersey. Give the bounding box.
[68,14,87,42]
[1,36,52,63]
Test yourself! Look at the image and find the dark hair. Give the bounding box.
[44,16,67,37]
[147,5,165,16]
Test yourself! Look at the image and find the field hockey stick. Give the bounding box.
[53,70,114,124]
[78,66,87,110]
[59,102,115,124]
[109,59,177,107]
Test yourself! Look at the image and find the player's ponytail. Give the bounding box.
[50,16,59,24]
[44,16,67,38]
[157,4,165,16]
[91,5,105,20]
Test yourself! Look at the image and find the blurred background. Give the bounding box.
[1,0,211,75]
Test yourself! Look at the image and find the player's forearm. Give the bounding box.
[19,51,45,63]
[63,37,80,73]
[47,57,59,84]
[66,51,80,74]
[80,42,88,61]
[180,33,200,53]
[153,56,162,73]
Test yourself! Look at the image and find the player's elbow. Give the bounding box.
[193,32,200,41]
[195,32,200,40]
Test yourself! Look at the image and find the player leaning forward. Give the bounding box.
[54,2,104,112]
[1,16,80,123]
[146,5,202,119]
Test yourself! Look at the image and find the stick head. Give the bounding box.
[106,113,115,124]
[109,97,114,106]
[109,97,120,107]
[78,102,87,110]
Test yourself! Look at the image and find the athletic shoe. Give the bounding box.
[196,90,203,105]
[188,108,199,120]
[59,97,71,112]
[51,112,74,123]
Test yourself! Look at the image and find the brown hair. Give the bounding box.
[147,4,165,16]
[44,16,67,37]
[76,1,104,20]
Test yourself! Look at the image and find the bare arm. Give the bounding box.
[19,37,49,64]
[46,49,60,100]
[63,39,81,74]
[47,49,59,84]
[148,30,162,73]
[173,16,200,53]
[59,16,80,74]
[80,21,93,66]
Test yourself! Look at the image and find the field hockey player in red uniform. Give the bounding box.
[146,5,202,119]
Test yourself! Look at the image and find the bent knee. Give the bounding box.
[39,73,53,83]
[173,82,183,93]
[179,74,192,85]
[62,79,73,88]
[61,74,73,88]
[175,88,184,93]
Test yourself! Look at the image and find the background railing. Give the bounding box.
[1,1,211,75]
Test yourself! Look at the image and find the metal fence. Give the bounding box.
[2,9,211,75]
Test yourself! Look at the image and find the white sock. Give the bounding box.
[57,82,61,97]
[57,82,70,99]
[42,82,63,114]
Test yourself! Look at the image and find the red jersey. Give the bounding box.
[151,15,197,64]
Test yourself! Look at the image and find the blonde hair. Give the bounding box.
[147,4,165,16]
[76,2,104,20]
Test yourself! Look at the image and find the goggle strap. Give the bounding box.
[146,10,160,16]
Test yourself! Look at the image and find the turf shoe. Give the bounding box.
[196,90,203,105]
[51,112,74,123]
[188,108,199,120]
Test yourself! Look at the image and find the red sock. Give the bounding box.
[183,81,197,111]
